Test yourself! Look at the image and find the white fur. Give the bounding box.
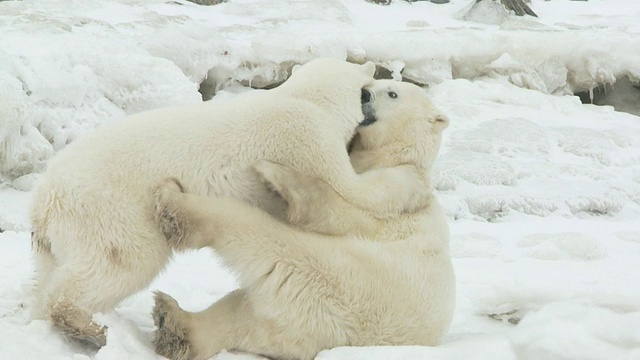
[151,80,455,360]
[28,59,432,346]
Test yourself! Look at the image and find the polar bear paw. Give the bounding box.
[253,160,285,193]
[253,160,303,201]
[152,178,187,248]
[152,291,194,360]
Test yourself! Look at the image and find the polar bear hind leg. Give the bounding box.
[153,290,312,360]
[43,245,170,347]
[152,292,194,360]
[38,263,109,347]
[31,252,108,346]
[31,218,172,347]
[30,238,56,320]
[152,178,295,286]
[29,226,107,346]
[151,179,352,359]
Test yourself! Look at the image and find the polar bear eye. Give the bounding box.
[388,91,398,99]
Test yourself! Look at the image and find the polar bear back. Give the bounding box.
[31,59,376,267]
[38,58,376,214]
[39,93,346,219]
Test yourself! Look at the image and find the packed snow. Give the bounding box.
[1,0,639,359]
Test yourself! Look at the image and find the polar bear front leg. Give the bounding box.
[153,290,314,360]
[255,159,431,218]
[153,291,231,360]
[151,178,216,251]
[152,178,297,286]
[153,291,213,360]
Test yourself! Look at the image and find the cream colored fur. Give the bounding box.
[28,59,432,347]
[151,80,455,360]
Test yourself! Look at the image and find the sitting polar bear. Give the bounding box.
[150,80,455,360]
[29,59,432,347]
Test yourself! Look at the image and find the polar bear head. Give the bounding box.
[355,79,449,172]
[276,58,376,142]
[255,80,449,238]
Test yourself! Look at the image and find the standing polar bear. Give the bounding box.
[29,59,431,347]
[150,80,455,360]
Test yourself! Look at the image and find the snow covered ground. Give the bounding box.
[1,0,640,359]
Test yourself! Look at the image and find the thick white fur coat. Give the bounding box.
[151,80,455,360]
[29,59,430,346]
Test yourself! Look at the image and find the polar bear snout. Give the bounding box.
[360,102,377,127]
[360,88,377,127]
[361,88,373,104]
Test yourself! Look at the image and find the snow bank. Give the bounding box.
[510,300,640,360]
[2,0,640,184]
[0,0,201,180]
[0,185,31,232]
[430,78,640,220]
[317,338,515,360]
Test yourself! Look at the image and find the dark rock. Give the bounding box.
[185,0,226,6]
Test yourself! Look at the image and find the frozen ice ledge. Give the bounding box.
[1,0,639,221]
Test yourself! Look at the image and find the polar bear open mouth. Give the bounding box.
[361,87,372,103]
[347,133,360,154]
[360,88,377,127]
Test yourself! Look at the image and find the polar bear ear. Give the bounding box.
[291,64,302,75]
[361,61,376,77]
[429,114,450,130]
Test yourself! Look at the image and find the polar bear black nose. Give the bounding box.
[361,88,372,104]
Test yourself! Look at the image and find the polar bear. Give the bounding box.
[29,59,432,347]
[150,80,455,360]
